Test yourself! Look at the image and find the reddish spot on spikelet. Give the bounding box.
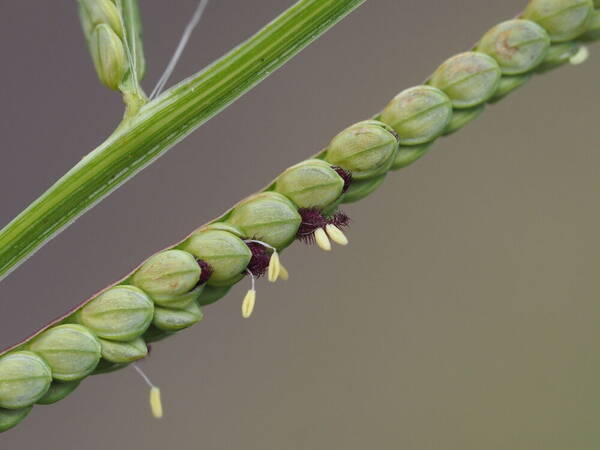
[196,259,214,286]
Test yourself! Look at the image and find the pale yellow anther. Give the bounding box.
[267,251,281,283]
[325,224,348,246]
[278,263,289,281]
[570,46,589,65]
[314,227,331,251]
[242,289,256,318]
[150,386,163,419]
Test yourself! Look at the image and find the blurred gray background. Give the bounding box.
[1,1,599,449]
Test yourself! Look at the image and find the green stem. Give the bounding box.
[0,0,366,282]
[117,0,148,117]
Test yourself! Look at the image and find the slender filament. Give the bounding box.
[149,0,210,99]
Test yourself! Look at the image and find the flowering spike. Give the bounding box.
[242,289,256,318]
[278,263,289,281]
[325,224,348,246]
[267,251,281,282]
[314,228,331,251]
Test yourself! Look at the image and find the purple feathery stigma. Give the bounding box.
[297,207,351,244]
[246,241,271,277]
[196,259,214,286]
[331,166,353,193]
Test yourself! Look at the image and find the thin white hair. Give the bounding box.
[149,0,210,99]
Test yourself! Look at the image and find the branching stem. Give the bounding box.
[0,0,367,282]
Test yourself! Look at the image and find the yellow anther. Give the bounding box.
[150,386,163,419]
[267,251,281,283]
[314,227,331,251]
[242,289,256,318]
[570,46,589,65]
[133,364,163,419]
[325,224,348,246]
[278,263,289,281]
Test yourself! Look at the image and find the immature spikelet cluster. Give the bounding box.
[78,0,145,92]
[0,0,598,433]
